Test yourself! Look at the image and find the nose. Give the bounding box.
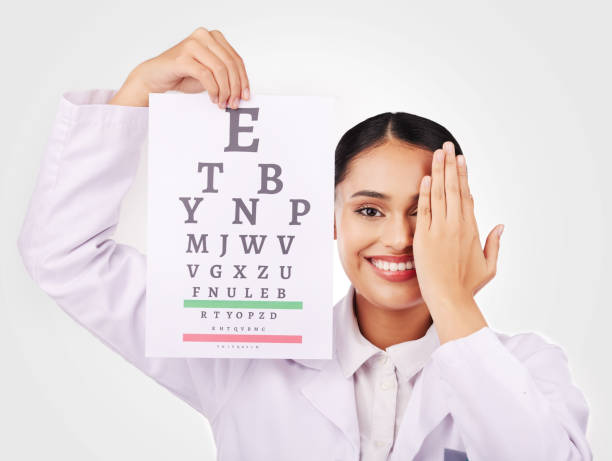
[381,213,415,252]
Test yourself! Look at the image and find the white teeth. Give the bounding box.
[371,258,414,271]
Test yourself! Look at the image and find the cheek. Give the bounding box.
[338,213,374,261]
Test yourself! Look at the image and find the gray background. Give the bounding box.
[1,0,609,459]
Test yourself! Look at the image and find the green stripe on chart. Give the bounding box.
[184,299,303,309]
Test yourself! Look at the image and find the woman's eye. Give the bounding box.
[356,207,383,218]
[355,208,418,218]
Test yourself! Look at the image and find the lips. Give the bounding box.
[365,256,417,282]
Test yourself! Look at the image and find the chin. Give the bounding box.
[357,281,424,310]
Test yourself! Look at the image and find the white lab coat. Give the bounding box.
[17,89,593,461]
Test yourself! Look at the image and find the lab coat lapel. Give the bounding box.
[298,356,361,456]
[391,357,451,460]
[293,286,361,456]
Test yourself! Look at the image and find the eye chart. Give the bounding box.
[146,91,336,359]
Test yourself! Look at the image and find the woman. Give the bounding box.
[17,27,592,460]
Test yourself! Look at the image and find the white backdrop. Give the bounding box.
[1,0,609,459]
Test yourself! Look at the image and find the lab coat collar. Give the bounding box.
[291,284,450,459]
[335,283,381,377]
[382,321,440,382]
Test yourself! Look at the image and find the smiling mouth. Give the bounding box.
[365,257,415,271]
[364,256,417,282]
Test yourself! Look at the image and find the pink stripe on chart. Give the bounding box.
[183,333,302,343]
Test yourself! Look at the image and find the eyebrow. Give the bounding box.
[349,190,420,201]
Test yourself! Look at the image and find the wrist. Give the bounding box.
[428,295,488,345]
[109,76,150,107]
[426,289,473,312]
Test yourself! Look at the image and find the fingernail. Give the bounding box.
[457,155,465,166]
[233,98,239,108]
[212,95,218,104]
[243,87,250,99]
[497,225,505,238]
[436,150,444,162]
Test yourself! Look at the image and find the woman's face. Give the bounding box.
[334,138,434,311]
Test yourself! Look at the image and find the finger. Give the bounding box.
[209,30,250,101]
[430,148,446,224]
[416,175,432,230]
[207,30,242,108]
[456,154,470,220]
[175,54,219,104]
[443,141,460,223]
[483,225,503,278]
[456,153,478,231]
[185,35,231,109]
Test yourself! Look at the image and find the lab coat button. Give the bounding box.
[375,440,385,447]
[381,379,394,390]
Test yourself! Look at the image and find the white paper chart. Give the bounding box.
[145,91,336,359]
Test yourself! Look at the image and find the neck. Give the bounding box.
[353,290,433,350]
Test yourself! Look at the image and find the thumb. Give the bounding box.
[483,224,504,275]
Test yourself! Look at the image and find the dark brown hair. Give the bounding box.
[334,112,463,188]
